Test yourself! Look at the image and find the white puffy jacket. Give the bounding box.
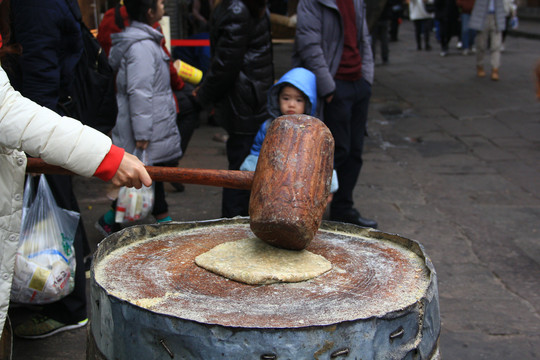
[409,0,434,20]
[0,67,112,335]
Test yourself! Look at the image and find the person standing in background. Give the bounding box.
[96,3,195,193]
[293,0,378,228]
[434,0,461,56]
[190,0,214,33]
[457,0,477,55]
[389,0,405,42]
[409,0,435,51]
[96,0,183,235]
[0,5,151,339]
[469,0,506,80]
[501,0,517,51]
[371,0,392,64]
[193,0,274,218]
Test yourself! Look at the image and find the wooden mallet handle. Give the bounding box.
[25,158,254,190]
[27,115,334,251]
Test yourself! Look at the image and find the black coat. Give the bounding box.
[197,0,274,135]
[434,0,460,21]
[9,0,83,113]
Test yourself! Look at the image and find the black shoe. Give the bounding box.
[84,257,92,272]
[329,208,378,228]
[170,182,185,192]
[95,215,121,237]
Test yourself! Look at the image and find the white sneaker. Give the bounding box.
[457,41,463,49]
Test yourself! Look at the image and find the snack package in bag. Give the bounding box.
[115,149,154,223]
[11,175,79,304]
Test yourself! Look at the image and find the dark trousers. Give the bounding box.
[34,175,87,324]
[151,180,168,216]
[390,11,402,41]
[414,19,432,49]
[175,83,200,155]
[372,19,390,62]
[324,78,371,214]
[438,17,460,51]
[152,159,180,216]
[222,133,255,217]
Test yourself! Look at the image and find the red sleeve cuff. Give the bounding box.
[93,145,125,182]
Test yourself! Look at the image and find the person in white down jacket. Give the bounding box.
[0,57,152,341]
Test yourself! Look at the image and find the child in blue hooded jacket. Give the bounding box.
[240,67,338,193]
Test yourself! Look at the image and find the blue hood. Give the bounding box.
[267,67,317,118]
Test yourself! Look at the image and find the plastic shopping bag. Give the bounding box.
[115,149,154,223]
[510,16,519,30]
[11,175,79,304]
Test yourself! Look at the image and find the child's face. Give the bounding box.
[279,85,306,115]
[148,0,165,24]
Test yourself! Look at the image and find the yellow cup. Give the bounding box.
[173,59,203,85]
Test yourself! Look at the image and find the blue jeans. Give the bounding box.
[461,13,477,50]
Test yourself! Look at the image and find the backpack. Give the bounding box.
[62,1,118,134]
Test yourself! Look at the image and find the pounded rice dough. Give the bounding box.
[195,237,332,285]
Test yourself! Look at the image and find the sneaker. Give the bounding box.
[440,51,448,57]
[156,215,173,224]
[212,133,229,143]
[14,315,88,339]
[95,215,121,237]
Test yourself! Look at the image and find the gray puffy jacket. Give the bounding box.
[469,0,506,32]
[293,0,374,115]
[109,21,182,164]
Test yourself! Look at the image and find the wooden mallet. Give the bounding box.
[249,115,334,250]
[26,114,334,250]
